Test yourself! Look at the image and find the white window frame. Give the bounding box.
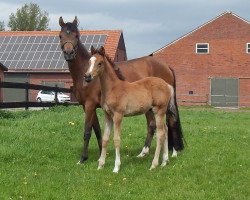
[196,43,209,54]
[246,43,250,54]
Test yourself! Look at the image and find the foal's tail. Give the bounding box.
[167,68,185,151]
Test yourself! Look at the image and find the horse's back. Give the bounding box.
[117,56,174,85]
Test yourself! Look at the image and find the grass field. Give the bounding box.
[0,106,249,200]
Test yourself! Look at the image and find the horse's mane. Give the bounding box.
[103,54,125,81]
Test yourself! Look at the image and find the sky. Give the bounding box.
[0,0,249,59]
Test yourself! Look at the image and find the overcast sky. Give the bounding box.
[0,0,249,59]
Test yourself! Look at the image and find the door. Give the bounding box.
[211,78,239,107]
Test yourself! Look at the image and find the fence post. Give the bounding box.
[25,82,29,110]
[55,84,58,104]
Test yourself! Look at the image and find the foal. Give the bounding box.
[84,46,176,172]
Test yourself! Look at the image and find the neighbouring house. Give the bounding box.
[0,30,127,102]
[152,11,250,107]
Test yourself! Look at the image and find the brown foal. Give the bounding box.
[84,46,177,172]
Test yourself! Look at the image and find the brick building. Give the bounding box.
[152,11,250,107]
[0,30,127,102]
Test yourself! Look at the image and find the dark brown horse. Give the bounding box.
[59,16,184,164]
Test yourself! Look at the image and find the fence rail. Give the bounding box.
[0,81,78,109]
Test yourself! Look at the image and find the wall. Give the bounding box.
[153,13,250,107]
[29,73,73,101]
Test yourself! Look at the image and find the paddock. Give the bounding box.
[0,106,248,199]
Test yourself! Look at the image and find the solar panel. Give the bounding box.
[0,34,107,70]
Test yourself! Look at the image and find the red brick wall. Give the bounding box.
[29,73,73,101]
[115,49,127,62]
[153,13,250,107]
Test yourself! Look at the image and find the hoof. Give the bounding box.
[137,147,149,158]
[113,167,119,173]
[97,165,104,170]
[76,161,81,165]
[150,160,158,170]
[78,156,88,164]
[161,160,169,167]
[172,148,178,158]
[137,152,146,158]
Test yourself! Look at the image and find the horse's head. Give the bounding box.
[84,46,105,83]
[59,16,80,61]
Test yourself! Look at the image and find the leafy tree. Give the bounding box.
[8,3,49,31]
[0,21,5,31]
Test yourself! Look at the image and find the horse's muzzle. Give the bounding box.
[84,74,93,83]
[63,51,76,61]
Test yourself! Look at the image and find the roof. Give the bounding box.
[0,62,8,71]
[152,11,250,55]
[0,30,123,71]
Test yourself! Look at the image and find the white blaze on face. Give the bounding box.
[88,56,97,73]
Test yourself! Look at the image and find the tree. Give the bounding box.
[8,3,49,31]
[0,21,5,31]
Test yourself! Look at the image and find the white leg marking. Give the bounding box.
[76,161,81,165]
[137,146,149,158]
[97,115,113,170]
[172,147,178,158]
[161,126,169,167]
[113,148,121,173]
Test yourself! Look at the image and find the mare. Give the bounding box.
[85,46,176,172]
[59,16,184,164]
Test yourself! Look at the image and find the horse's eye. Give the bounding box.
[59,35,62,39]
[76,35,79,39]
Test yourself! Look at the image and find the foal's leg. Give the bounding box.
[137,110,156,158]
[78,103,96,164]
[161,124,169,167]
[112,113,123,173]
[98,113,113,170]
[150,110,165,170]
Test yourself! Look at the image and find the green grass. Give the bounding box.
[0,106,249,200]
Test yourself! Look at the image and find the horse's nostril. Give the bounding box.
[84,74,92,82]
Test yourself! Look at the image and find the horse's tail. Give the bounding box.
[166,67,185,151]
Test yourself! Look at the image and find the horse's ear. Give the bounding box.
[73,16,79,27]
[59,16,65,27]
[99,46,105,56]
[91,46,97,55]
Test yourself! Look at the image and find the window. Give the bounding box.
[189,91,194,95]
[196,43,209,54]
[247,43,250,53]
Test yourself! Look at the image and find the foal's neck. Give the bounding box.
[100,57,122,94]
